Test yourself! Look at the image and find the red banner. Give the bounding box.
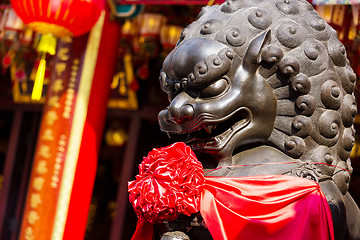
[19,13,105,240]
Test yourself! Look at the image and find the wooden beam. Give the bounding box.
[10,113,40,240]
[110,113,141,240]
[0,109,23,236]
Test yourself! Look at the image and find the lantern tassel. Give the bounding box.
[31,33,57,101]
[31,53,46,101]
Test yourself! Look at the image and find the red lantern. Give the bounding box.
[10,0,104,101]
[10,0,104,38]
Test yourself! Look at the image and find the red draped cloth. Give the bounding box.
[201,175,334,240]
[132,175,334,240]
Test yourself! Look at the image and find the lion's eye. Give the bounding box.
[159,71,174,93]
[199,78,228,98]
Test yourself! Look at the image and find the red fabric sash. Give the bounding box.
[201,175,334,240]
[131,175,334,240]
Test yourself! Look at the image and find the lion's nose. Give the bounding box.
[168,104,194,124]
[167,91,195,124]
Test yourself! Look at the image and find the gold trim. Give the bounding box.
[107,54,138,110]
[28,22,72,38]
[62,0,73,21]
[207,0,215,6]
[47,0,51,18]
[29,0,35,15]
[107,0,118,16]
[39,0,43,16]
[50,11,105,240]
[54,0,63,20]
[23,1,30,17]
[107,0,139,18]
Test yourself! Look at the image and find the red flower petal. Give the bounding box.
[128,142,204,223]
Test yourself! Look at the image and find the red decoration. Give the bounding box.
[137,64,150,80]
[128,142,205,223]
[10,0,104,37]
[2,52,11,70]
[129,78,140,92]
[129,143,335,240]
[201,176,334,240]
[15,68,26,82]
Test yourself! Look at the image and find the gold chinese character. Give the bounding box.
[73,58,79,65]
[65,99,73,108]
[63,113,71,120]
[30,193,42,208]
[58,138,66,147]
[27,210,40,225]
[110,73,120,89]
[71,63,79,70]
[38,145,51,159]
[48,96,60,108]
[32,177,45,191]
[41,129,54,141]
[24,226,34,240]
[55,63,67,77]
[36,160,48,175]
[45,110,58,126]
[67,88,75,96]
[54,162,62,171]
[57,146,65,153]
[66,93,74,101]
[58,48,70,61]
[68,82,76,89]
[52,79,64,93]
[61,36,72,43]
[51,175,59,183]
[51,182,58,188]
[64,104,71,111]
[56,152,64,159]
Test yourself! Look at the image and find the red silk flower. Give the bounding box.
[129,143,334,240]
[128,142,205,224]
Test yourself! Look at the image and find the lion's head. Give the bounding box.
[158,0,357,194]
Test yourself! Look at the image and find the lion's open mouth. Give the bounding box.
[182,108,251,150]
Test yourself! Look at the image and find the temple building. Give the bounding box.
[0,0,359,239]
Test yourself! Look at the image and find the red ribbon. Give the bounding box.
[132,175,334,240]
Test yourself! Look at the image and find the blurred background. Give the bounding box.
[0,0,359,239]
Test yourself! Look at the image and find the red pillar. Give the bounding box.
[19,10,121,240]
[63,11,121,240]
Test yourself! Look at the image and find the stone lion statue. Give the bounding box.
[157,0,360,239]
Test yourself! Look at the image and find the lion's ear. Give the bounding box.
[242,30,271,72]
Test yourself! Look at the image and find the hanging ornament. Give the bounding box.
[0,8,24,74]
[21,27,34,46]
[10,0,104,100]
[31,34,56,100]
[2,50,12,73]
[129,77,139,92]
[137,63,150,80]
[3,8,23,41]
[10,0,104,37]
[160,24,183,57]
[14,67,26,82]
[105,127,128,147]
[138,13,166,58]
